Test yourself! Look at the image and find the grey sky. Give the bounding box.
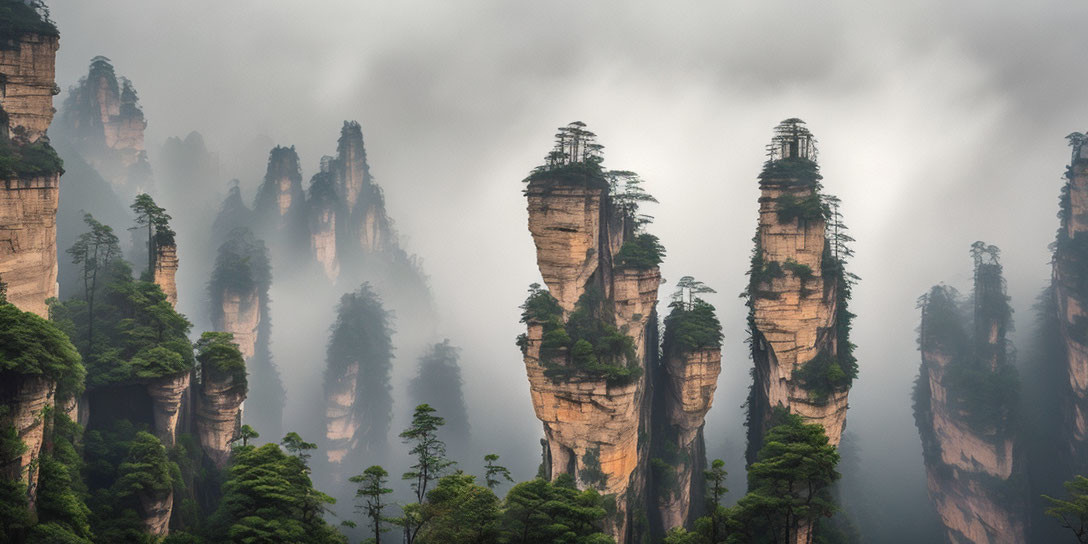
[48,1,1088,540]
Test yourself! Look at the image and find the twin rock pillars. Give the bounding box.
[520,119,855,542]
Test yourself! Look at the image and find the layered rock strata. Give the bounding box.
[194,368,245,468]
[146,372,189,447]
[0,32,59,143]
[153,243,178,307]
[523,170,660,543]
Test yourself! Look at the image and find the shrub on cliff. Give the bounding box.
[663,298,723,353]
[774,193,826,224]
[614,233,665,271]
[195,332,247,391]
[0,297,84,397]
[0,0,58,41]
[0,138,64,179]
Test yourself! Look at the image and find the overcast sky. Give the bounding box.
[48,1,1088,540]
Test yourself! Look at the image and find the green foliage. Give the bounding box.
[483,454,513,491]
[782,258,813,282]
[130,193,175,277]
[724,410,840,544]
[325,283,393,450]
[349,465,392,544]
[33,415,93,543]
[0,301,84,397]
[401,404,454,504]
[209,442,343,543]
[614,233,665,270]
[759,157,823,187]
[416,472,500,544]
[663,298,723,353]
[0,426,30,541]
[499,475,614,543]
[775,193,827,224]
[0,138,64,178]
[195,332,247,392]
[0,0,59,39]
[525,121,607,188]
[51,259,193,388]
[793,352,852,404]
[409,340,470,447]
[1043,475,1088,543]
[208,228,271,306]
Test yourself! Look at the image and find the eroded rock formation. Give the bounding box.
[153,242,178,307]
[0,27,60,318]
[146,372,189,447]
[194,366,246,469]
[913,248,1025,544]
[1055,137,1088,452]
[521,124,673,542]
[56,56,150,195]
[746,120,855,460]
[0,375,55,509]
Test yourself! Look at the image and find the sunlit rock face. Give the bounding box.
[0,175,58,317]
[55,57,151,194]
[0,33,58,143]
[522,173,660,543]
[748,175,848,451]
[0,375,55,509]
[146,372,189,447]
[0,31,60,318]
[214,291,260,361]
[153,243,178,307]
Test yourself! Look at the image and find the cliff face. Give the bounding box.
[334,121,392,254]
[748,170,850,452]
[0,33,59,143]
[307,171,340,281]
[194,369,245,468]
[146,372,189,447]
[139,490,173,537]
[522,162,661,543]
[324,361,359,466]
[56,57,150,194]
[1055,146,1088,447]
[0,375,55,509]
[656,346,720,530]
[914,256,1024,543]
[254,145,305,232]
[153,243,178,307]
[0,31,60,318]
[214,291,260,360]
[0,176,58,317]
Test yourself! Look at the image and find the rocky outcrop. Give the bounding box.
[214,291,260,361]
[0,33,59,143]
[194,369,245,468]
[1055,140,1088,449]
[0,175,58,317]
[0,375,55,509]
[254,145,305,232]
[139,490,173,537]
[307,171,340,281]
[914,251,1025,543]
[0,30,60,318]
[746,122,855,469]
[56,57,151,194]
[521,134,666,543]
[334,121,392,253]
[324,361,359,465]
[146,372,189,447]
[152,243,178,307]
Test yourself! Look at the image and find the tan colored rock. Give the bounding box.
[665,349,721,449]
[0,375,55,509]
[194,370,245,469]
[526,184,601,315]
[311,209,339,281]
[139,490,173,538]
[214,290,260,361]
[325,362,359,465]
[0,175,59,317]
[750,180,849,447]
[146,372,190,447]
[153,243,179,307]
[0,34,58,142]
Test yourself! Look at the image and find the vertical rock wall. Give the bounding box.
[153,243,178,307]
[1055,143,1088,448]
[0,375,55,510]
[0,33,59,143]
[0,176,58,317]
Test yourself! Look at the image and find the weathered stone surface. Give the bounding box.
[526,184,601,315]
[194,371,245,469]
[1056,161,1088,443]
[325,361,359,465]
[665,349,721,450]
[214,290,260,361]
[146,372,189,447]
[0,375,55,509]
[0,175,58,317]
[153,243,178,307]
[750,180,849,447]
[0,34,58,142]
[139,490,173,537]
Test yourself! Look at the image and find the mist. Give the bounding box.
[43,1,1088,541]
